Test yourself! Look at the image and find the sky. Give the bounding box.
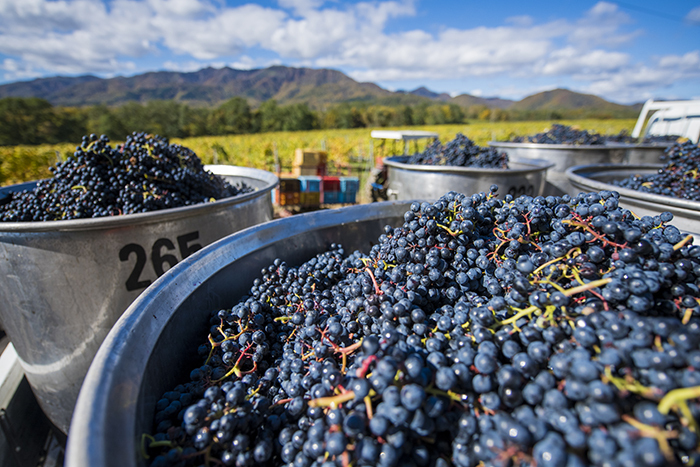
[0,0,699,104]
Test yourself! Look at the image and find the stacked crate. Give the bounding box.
[340,177,359,204]
[298,176,321,206]
[322,177,341,204]
[277,178,301,206]
[292,149,327,177]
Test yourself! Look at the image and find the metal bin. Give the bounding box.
[0,165,278,433]
[566,163,700,239]
[66,201,412,467]
[383,156,552,201]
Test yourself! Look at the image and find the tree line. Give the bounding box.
[0,96,633,146]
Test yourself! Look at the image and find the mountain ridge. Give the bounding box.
[0,66,640,112]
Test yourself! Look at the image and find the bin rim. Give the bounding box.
[602,141,676,149]
[565,163,700,211]
[383,155,554,175]
[0,165,278,233]
[487,141,614,150]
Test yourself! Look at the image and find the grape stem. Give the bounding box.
[621,415,678,461]
[657,385,700,433]
[436,223,462,236]
[562,219,627,249]
[308,390,356,408]
[497,278,611,327]
[141,433,174,460]
[364,267,383,295]
[673,234,693,251]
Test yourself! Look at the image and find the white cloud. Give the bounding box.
[161,60,226,72]
[657,50,700,69]
[539,47,630,76]
[147,0,215,17]
[228,56,258,70]
[568,1,641,48]
[153,4,287,60]
[0,0,696,103]
[582,51,700,102]
[686,6,700,24]
[0,0,156,74]
[1,58,43,82]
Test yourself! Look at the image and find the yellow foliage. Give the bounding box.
[0,120,636,186]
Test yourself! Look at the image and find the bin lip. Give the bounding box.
[602,141,675,149]
[565,163,700,210]
[488,140,676,150]
[0,165,278,233]
[383,156,554,174]
[487,141,612,150]
[65,200,413,467]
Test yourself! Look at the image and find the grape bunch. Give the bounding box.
[511,124,679,146]
[146,187,700,467]
[407,134,509,169]
[0,133,252,222]
[613,141,700,201]
[511,124,607,145]
[603,131,680,145]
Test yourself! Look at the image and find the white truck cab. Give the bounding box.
[632,99,700,143]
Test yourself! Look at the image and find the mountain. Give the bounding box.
[451,94,514,109]
[510,88,633,112]
[0,66,397,108]
[0,67,639,113]
[408,87,452,101]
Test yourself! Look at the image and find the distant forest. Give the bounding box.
[0,96,632,146]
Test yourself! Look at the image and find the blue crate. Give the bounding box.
[298,176,321,192]
[323,191,341,204]
[339,191,357,204]
[340,177,359,193]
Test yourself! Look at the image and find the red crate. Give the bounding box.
[322,177,340,192]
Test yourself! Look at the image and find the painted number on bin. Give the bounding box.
[119,231,202,291]
[507,185,535,197]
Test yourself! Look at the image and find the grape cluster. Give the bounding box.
[603,131,680,145]
[0,133,252,222]
[146,187,700,467]
[511,125,679,146]
[511,124,607,145]
[614,141,700,201]
[407,134,509,169]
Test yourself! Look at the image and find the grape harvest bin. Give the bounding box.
[383,156,552,201]
[487,142,625,196]
[604,142,673,164]
[0,165,278,433]
[566,163,700,239]
[66,201,412,467]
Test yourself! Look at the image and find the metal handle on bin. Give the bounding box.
[386,188,399,199]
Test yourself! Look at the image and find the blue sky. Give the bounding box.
[0,0,698,104]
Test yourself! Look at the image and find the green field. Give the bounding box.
[0,119,636,189]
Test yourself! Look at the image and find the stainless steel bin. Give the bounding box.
[604,142,673,165]
[66,201,412,467]
[0,165,278,433]
[488,141,625,196]
[383,156,552,201]
[566,163,700,239]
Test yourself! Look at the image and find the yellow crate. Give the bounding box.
[300,192,321,206]
[294,149,328,167]
[291,165,322,177]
